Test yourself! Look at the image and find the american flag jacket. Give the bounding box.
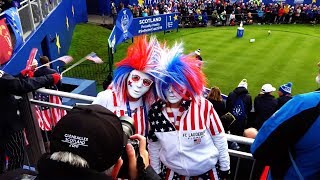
[147,97,230,177]
[93,89,150,136]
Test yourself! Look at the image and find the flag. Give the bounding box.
[57,55,73,64]
[34,93,67,131]
[3,7,23,51]
[194,138,201,145]
[86,53,103,64]
[0,18,13,64]
[26,48,38,70]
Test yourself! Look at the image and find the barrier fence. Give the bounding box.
[18,88,257,180]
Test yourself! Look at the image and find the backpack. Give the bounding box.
[231,95,247,122]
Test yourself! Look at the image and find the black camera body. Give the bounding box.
[117,116,140,178]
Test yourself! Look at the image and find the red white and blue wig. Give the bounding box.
[155,43,206,101]
[112,35,160,103]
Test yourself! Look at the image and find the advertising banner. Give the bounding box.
[108,8,179,49]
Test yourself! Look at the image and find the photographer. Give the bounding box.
[35,104,160,179]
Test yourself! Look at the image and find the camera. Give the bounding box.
[117,116,140,178]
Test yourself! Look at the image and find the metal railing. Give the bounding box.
[17,0,61,40]
[23,88,257,179]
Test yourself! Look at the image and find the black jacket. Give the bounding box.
[0,71,54,142]
[254,93,278,130]
[226,87,252,116]
[34,67,61,89]
[277,95,292,110]
[36,154,161,180]
[208,99,227,117]
[226,87,252,135]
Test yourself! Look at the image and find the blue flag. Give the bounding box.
[3,7,24,52]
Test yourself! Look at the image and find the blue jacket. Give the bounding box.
[251,91,320,179]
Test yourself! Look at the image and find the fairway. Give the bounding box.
[69,24,320,96]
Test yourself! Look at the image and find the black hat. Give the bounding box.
[50,104,124,172]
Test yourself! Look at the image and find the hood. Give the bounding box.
[233,87,249,96]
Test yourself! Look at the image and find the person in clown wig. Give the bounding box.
[147,43,230,180]
[93,35,161,136]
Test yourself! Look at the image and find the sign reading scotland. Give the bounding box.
[108,8,179,49]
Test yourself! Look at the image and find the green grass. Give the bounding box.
[68,23,320,96]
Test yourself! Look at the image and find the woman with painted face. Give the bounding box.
[93,35,161,136]
[147,43,230,180]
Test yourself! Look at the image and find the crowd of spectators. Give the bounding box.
[0,0,20,13]
[112,0,320,27]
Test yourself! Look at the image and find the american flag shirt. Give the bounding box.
[93,89,150,136]
[148,97,230,177]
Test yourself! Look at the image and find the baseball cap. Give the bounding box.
[261,84,276,93]
[50,104,124,172]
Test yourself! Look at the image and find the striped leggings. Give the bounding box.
[0,130,24,173]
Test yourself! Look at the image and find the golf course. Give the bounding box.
[68,23,320,96]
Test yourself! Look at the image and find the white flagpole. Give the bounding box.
[60,52,95,78]
[35,59,60,70]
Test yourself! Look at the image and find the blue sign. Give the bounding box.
[131,13,179,35]
[108,8,179,49]
[108,9,134,49]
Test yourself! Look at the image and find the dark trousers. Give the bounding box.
[0,130,25,174]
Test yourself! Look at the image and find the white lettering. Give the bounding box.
[62,134,89,148]
[139,17,162,25]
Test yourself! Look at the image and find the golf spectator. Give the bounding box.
[277,82,293,109]
[148,43,230,180]
[0,69,60,174]
[254,84,278,130]
[33,56,66,152]
[251,91,320,179]
[93,35,160,137]
[226,79,252,136]
[207,86,227,117]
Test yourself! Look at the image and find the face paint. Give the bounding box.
[164,85,186,104]
[127,70,153,99]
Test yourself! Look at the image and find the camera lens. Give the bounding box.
[119,116,136,145]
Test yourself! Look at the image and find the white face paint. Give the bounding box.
[127,70,153,99]
[316,75,320,84]
[164,85,185,104]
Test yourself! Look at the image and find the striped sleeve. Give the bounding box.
[204,99,224,136]
[203,99,230,171]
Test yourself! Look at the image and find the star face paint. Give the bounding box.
[127,70,153,99]
[165,85,186,104]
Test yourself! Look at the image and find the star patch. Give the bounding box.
[128,80,132,87]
